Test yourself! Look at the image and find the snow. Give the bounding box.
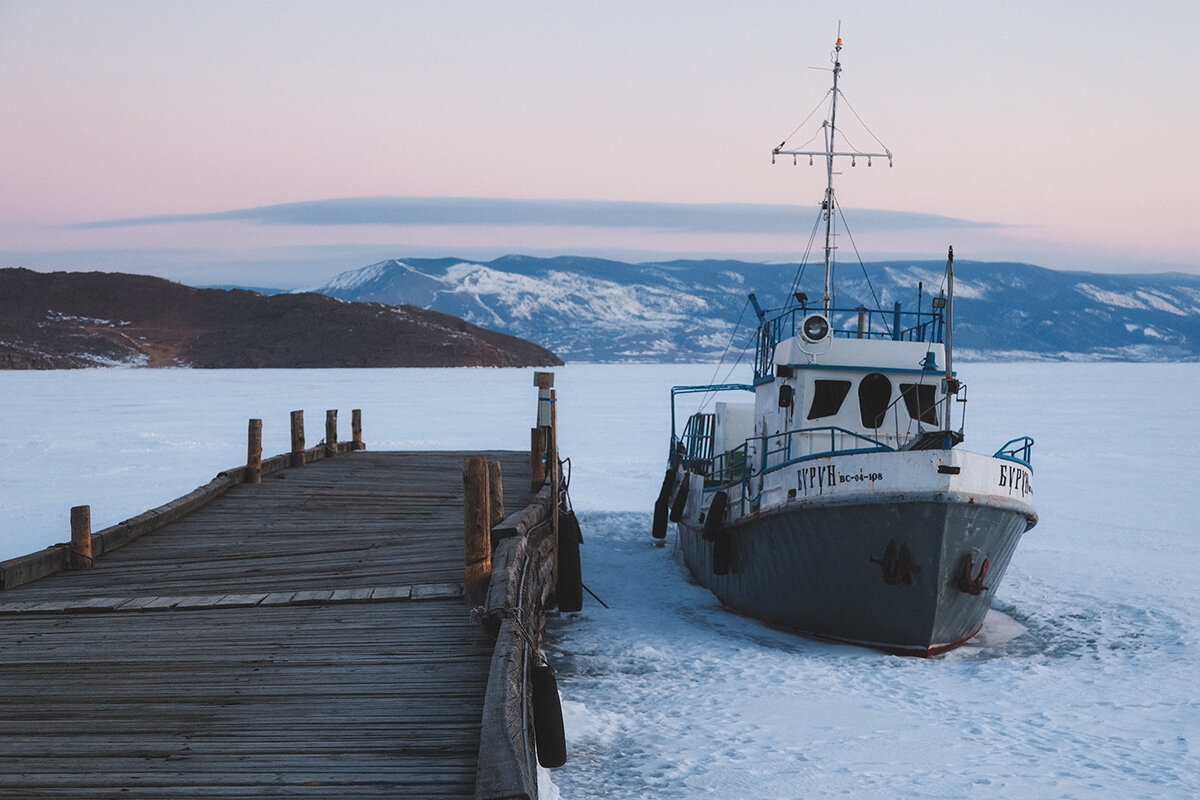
[2,363,1198,797]
[1135,291,1190,316]
[885,267,988,300]
[305,259,400,292]
[1074,283,1150,311]
[441,261,709,326]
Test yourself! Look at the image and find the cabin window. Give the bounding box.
[807,380,852,420]
[858,373,892,428]
[900,383,939,425]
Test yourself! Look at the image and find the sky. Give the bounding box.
[2,0,1198,288]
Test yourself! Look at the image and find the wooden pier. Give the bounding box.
[0,373,571,799]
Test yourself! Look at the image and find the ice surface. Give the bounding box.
[2,362,1198,797]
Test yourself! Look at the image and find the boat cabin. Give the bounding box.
[674,299,959,489]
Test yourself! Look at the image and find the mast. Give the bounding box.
[773,33,892,315]
[944,245,960,395]
[822,39,842,313]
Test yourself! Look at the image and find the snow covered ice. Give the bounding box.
[2,363,1198,798]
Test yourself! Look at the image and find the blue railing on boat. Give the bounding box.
[700,424,895,515]
[754,302,946,380]
[993,436,1035,469]
[668,383,754,466]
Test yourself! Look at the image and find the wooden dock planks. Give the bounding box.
[0,450,534,799]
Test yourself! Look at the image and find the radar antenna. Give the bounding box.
[772,31,892,313]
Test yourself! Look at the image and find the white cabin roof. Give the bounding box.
[775,335,946,373]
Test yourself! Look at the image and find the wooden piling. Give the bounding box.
[69,505,92,570]
[488,460,505,526]
[530,426,548,491]
[549,387,560,593]
[290,410,305,467]
[463,456,491,607]
[247,419,262,483]
[325,409,338,456]
[351,409,363,451]
[534,371,554,427]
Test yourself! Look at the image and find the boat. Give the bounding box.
[652,35,1038,656]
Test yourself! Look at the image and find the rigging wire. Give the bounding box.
[776,90,832,149]
[696,297,752,413]
[835,201,891,336]
[837,91,891,153]
[787,209,825,302]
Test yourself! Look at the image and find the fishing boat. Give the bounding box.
[653,36,1038,656]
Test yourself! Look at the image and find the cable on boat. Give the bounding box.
[775,90,833,150]
[694,297,752,415]
[835,202,890,335]
[787,209,825,303]
[838,92,891,154]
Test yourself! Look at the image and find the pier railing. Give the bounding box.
[468,371,575,798]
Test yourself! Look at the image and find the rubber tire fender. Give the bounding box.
[651,467,674,539]
[557,511,583,612]
[668,472,691,523]
[532,662,568,768]
[701,490,728,542]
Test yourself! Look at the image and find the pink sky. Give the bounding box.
[2,1,1198,287]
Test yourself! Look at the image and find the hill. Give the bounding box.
[0,268,562,369]
[304,255,1200,362]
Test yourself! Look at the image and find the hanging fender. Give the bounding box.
[702,490,729,542]
[651,467,674,539]
[531,660,567,768]
[669,473,691,523]
[556,511,583,612]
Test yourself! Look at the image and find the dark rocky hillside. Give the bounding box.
[0,268,562,369]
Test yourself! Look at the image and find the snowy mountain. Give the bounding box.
[304,255,1200,362]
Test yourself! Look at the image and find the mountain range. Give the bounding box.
[302,255,1200,362]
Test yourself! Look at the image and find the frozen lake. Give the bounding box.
[2,362,1198,797]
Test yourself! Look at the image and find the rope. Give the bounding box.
[470,604,544,656]
[55,544,95,567]
[582,583,609,609]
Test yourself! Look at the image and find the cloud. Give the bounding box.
[71,196,1009,235]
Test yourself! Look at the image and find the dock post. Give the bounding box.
[290,410,306,467]
[70,505,92,570]
[325,410,338,456]
[247,419,262,483]
[534,371,554,426]
[488,460,505,526]
[463,456,491,607]
[549,386,560,593]
[530,427,548,491]
[351,409,363,451]
[532,371,554,491]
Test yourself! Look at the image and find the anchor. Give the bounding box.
[956,553,990,595]
[869,540,921,585]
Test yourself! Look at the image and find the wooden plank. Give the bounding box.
[0,449,539,799]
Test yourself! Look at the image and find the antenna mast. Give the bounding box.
[772,32,892,314]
